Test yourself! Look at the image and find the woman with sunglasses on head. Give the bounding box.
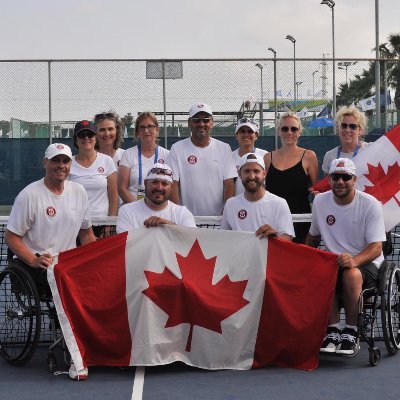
[322,105,369,175]
[118,112,169,204]
[69,120,118,238]
[94,110,125,169]
[232,118,267,195]
[264,112,318,244]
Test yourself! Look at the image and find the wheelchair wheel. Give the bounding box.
[382,263,400,355]
[0,265,42,365]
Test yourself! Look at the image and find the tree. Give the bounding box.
[121,112,134,128]
[380,34,400,110]
[336,33,400,110]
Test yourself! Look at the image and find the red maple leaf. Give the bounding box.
[142,239,249,352]
[363,162,400,206]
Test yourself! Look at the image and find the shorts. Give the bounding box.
[336,262,379,294]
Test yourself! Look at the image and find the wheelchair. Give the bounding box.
[330,260,400,366]
[0,258,67,372]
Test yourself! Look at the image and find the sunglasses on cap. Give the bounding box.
[149,167,173,176]
[238,118,258,126]
[330,173,354,181]
[280,126,299,133]
[341,123,358,130]
[191,117,212,123]
[76,131,96,139]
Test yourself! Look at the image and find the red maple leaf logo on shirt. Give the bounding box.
[142,240,249,352]
[363,162,400,206]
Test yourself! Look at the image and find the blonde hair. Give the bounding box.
[278,111,302,132]
[335,105,368,135]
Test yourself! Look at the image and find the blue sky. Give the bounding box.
[2,0,399,59]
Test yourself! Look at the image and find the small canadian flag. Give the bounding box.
[313,124,400,231]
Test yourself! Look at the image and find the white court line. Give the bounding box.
[131,366,145,400]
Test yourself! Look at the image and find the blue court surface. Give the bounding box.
[1,344,399,400]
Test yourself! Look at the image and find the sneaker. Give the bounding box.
[336,328,359,355]
[68,361,88,381]
[320,327,342,353]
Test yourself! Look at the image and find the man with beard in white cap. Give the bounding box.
[306,158,386,356]
[116,163,196,232]
[221,153,294,240]
[168,102,237,216]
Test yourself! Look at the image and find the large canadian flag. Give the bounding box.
[312,124,400,231]
[47,226,337,372]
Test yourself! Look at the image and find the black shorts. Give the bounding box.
[336,262,379,294]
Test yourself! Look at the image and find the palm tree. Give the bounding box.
[380,34,400,110]
[336,33,400,110]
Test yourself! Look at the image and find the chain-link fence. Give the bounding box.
[0,58,399,139]
[0,58,399,205]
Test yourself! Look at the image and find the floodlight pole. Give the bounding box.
[286,35,296,108]
[48,61,52,144]
[375,0,381,128]
[312,70,319,102]
[321,0,336,119]
[268,47,278,149]
[255,63,264,135]
[162,61,167,148]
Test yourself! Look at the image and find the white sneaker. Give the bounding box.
[68,361,88,381]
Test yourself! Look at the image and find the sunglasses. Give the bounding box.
[239,118,258,126]
[149,167,173,176]
[191,117,212,123]
[237,128,256,134]
[280,126,299,133]
[76,131,96,139]
[330,173,354,182]
[138,124,157,132]
[94,112,115,120]
[340,123,358,130]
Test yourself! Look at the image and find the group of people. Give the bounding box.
[5,101,386,380]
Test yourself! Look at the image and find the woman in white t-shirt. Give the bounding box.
[322,105,370,175]
[69,120,118,238]
[118,112,169,203]
[94,110,125,168]
[232,118,267,195]
[94,111,125,209]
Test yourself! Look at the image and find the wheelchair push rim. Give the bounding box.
[0,266,42,366]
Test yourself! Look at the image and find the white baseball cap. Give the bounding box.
[188,103,213,118]
[329,158,356,175]
[235,118,259,134]
[145,162,174,183]
[44,143,73,160]
[238,153,265,170]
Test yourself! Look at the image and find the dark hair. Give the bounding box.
[94,110,124,149]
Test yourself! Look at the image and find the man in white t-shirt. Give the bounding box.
[5,143,96,381]
[306,158,386,356]
[221,153,294,240]
[116,163,196,233]
[168,103,237,216]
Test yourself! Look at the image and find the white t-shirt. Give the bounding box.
[309,189,385,267]
[113,148,125,168]
[119,145,169,199]
[221,191,295,237]
[7,179,91,255]
[322,142,370,174]
[232,148,268,195]
[69,152,117,217]
[167,138,238,216]
[116,199,196,233]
